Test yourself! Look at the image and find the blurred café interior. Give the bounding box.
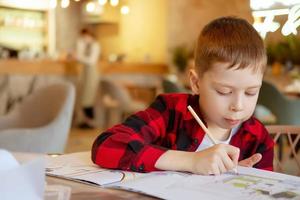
[0,0,300,175]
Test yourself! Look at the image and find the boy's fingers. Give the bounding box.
[218,158,227,173]
[221,152,236,171]
[224,145,240,166]
[250,153,262,165]
[239,153,262,167]
[212,164,220,175]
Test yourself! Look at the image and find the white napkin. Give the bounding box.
[0,149,45,200]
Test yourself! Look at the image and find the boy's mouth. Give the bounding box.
[224,118,240,126]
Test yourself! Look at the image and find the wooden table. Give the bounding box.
[0,59,169,76]
[0,59,80,76]
[13,152,158,200]
[46,176,157,200]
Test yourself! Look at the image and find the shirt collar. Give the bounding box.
[185,94,202,119]
[237,117,262,139]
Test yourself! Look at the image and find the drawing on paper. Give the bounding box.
[223,174,300,199]
[169,172,300,200]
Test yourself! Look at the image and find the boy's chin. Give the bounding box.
[219,120,241,129]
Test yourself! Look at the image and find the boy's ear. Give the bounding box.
[189,69,201,94]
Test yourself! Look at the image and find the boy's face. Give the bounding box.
[190,62,263,130]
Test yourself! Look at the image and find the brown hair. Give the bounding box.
[80,28,94,38]
[194,16,267,75]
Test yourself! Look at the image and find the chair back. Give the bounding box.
[0,82,75,153]
[99,78,132,107]
[0,75,8,115]
[266,125,300,176]
[257,81,300,125]
[162,78,188,93]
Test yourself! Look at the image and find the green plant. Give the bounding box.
[286,35,300,65]
[266,36,300,65]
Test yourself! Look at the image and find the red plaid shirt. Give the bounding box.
[92,93,274,172]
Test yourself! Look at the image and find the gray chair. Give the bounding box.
[257,81,300,125]
[257,81,300,161]
[162,78,190,93]
[0,75,8,115]
[0,82,75,154]
[266,125,300,176]
[95,78,146,128]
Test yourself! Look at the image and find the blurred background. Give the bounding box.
[0,0,299,174]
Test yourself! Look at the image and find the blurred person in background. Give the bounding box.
[0,45,18,58]
[75,28,100,129]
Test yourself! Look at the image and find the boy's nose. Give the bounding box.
[230,104,243,112]
[230,98,243,112]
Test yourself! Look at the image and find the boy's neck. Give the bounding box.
[198,107,231,141]
[207,125,231,141]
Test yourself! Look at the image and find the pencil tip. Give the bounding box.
[233,168,238,175]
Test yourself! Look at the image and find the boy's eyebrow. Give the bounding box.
[212,82,261,89]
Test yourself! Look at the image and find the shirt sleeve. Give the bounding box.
[254,126,275,171]
[91,95,170,172]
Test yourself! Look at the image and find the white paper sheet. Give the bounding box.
[46,151,126,186]
[46,151,300,200]
[111,167,300,200]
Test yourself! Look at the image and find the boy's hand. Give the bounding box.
[191,144,240,175]
[238,153,262,167]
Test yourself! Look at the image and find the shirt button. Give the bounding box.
[130,165,136,171]
[193,139,198,144]
[139,165,144,171]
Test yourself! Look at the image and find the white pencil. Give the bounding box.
[187,105,238,174]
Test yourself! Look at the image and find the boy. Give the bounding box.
[92,16,274,175]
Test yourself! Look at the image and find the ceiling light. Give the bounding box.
[110,0,119,7]
[49,0,57,9]
[61,0,70,8]
[121,5,130,15]
[86,2,96,12]
[98,0,107,5]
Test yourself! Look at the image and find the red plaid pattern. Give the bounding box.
[92,94,274,172]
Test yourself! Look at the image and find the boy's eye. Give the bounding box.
[216,90,231,95]
[245,91,258,96]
